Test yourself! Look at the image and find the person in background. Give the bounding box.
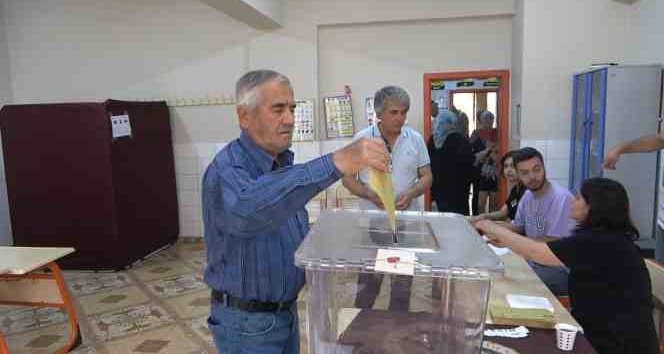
[451,105,470,138]
[475,177,658,354]
[471,150,525,222]
[430,100,439,122]
[486,147,575,295]
[604,132,664,169]
[343,85,432,311]
[202,69,390,354]
[428,108,474,214]
[469,110,498,215]
[477,138,499,214]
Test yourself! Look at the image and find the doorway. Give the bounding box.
[423,70,510,212]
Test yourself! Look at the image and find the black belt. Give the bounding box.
[212,289,296,312]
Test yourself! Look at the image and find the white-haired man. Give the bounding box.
[202,69,390,354]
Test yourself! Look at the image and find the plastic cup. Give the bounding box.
[555,323,579,351]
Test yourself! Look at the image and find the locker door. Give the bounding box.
[587,69,607,179]
[569,73,588,194]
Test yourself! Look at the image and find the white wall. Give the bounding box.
[319,16,512,136]
[520,0,630,140]
[0,0,516,237]
[0,0,12,245]
[625,0,664,65]
[510,0,523,150]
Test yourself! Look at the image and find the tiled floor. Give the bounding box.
[0,239,224,354]
[0,239,441,354]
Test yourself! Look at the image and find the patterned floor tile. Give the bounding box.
[173,241,206,258]
[145,273,206,298]
[0,307,67,335]
[68,273,134,296]
[69,345,99,354]
[100,324,205,354]
[183,255,207,271]
[132,249,180,267]
[4,322,71,354]
[162,290,210,320]
[185,316,214,347]
[131,261,193,283]
[78,285,150,316]
[88,303,174,342]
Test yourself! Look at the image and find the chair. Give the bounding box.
[306,191,328,225]
[556,296,571,310]
[335,184,361,210]
[0,333,9,354]
[645,259,664,354]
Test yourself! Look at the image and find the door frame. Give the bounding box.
[423,69,510,211]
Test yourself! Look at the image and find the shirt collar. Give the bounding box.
[375,124,408,138]
[239,131,294,173]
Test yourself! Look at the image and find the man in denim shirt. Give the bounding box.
[203,70,390,354]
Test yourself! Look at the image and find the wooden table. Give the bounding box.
[0,247,79,354]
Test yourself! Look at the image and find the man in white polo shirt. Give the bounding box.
[343,85,432,311]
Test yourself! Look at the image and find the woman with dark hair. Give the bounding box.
[471,150,525,221]
[474,177,658,354]
[428,109,474,214]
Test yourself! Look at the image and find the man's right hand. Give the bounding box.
[332,138,390,176]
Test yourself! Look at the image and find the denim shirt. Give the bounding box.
[202,132,342,302]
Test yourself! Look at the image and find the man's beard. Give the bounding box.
[528,172,548,192]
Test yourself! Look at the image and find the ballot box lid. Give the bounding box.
[295,209,504,277]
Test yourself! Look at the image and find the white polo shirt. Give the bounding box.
[353,125,430,211]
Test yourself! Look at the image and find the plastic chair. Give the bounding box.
[335,184,360,210]
[645,259,664,354]
[556,296,571,310]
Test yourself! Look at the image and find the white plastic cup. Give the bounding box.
[555,323,579,351]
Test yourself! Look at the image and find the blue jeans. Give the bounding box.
[207,298,300,354]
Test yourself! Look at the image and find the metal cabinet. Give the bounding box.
[569,65,661,240]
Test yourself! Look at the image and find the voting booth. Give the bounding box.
[295,209,504,354]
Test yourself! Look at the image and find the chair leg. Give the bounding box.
[48,262,81,354]
[0,332,9,354]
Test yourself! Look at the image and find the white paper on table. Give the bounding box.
[374,249,417,275]
[484,325,530,338]
[506,294,555,313]
[488,243,511,256]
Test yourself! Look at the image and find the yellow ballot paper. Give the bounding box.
[368,168,397,233]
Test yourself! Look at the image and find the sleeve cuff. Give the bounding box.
[305,154,343,188]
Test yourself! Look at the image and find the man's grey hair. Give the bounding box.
[374,86,410,117]
[236,70,291,110]
[478,110,495,123]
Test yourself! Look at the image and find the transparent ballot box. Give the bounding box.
[295,210,504,354]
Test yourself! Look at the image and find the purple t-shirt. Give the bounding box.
[512,182,576,240]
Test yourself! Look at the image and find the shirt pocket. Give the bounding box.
[399,146,420,172]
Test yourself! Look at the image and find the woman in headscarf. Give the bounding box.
[428,109,475,214]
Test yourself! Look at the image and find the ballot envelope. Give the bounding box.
[295,209,504,354]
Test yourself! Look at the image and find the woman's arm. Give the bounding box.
[475,220,564,267]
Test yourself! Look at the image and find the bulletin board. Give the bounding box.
[324,95,355,139]
[293,99,315,141]
[365,97,377,126]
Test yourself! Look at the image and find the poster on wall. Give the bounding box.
[293,99,315,141]
[365,97,377,126]
[324,94,355,139]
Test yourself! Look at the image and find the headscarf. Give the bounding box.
[433,109,459,149]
